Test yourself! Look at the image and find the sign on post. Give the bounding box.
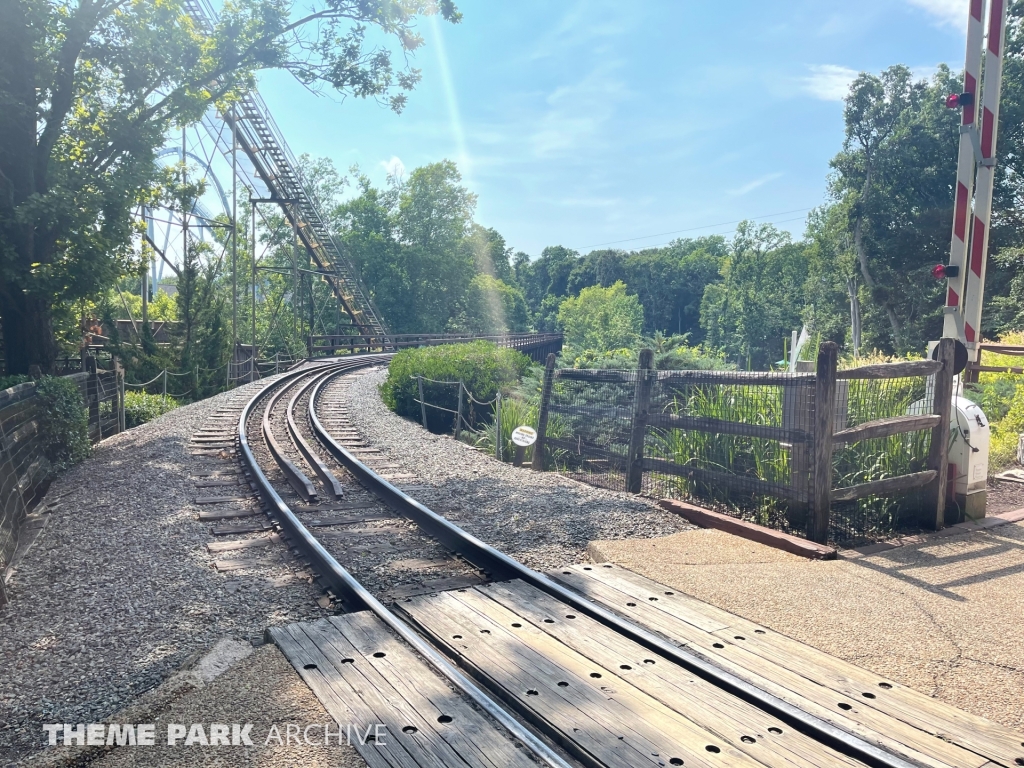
[510,426,537,447]
[510,425,536,467]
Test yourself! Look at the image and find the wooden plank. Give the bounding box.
[927,338,956,530]
[481,580,861,768]
[551,565,994,768]
[400,590,749,768]
[657,499,837,559]
[598,565,1024,768]
[214,554,286,572]
[328,613,536,768]
[642,457,802,500]
[268,623,413,768]
[833,414,941,445]
[447,586,764,768]
[837,360,941,380]
[206,534,279,554]
[195,494,250,504]
[194,479,242,488]
[211,520,272,535]
[830,471,936,502]
[292,502,378,513]
[387,575,487,600]
[198,507,259,522]
[647,412,810,444]
[298,619,490,768]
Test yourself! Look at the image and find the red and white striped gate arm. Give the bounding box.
[942,0,985,342]
[962,0,1008,356]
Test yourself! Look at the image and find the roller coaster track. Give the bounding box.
[179,0,389,339]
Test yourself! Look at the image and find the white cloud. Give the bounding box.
[530,63,628,158]
[906,0,968,28]
[380,155,405,179]
[802,65,859,101]
[728,172,783,197]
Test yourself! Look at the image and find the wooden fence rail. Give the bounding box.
[533,341,956,544]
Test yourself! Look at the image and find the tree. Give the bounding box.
[0,0,460,374]
[700,222,808,368]
[557,281,644,356]
[829,65,960,353]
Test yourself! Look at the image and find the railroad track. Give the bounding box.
[188,358,1024,768]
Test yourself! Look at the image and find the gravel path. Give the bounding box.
[0,378,331,764]
[343,367,692,571]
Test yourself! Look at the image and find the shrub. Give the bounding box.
[124,391,180,428]
[381,341,532,433]
[0,374,31,391]
[35,376,90,470]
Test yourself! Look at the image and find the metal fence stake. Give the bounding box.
[532,353,557,471]
[495,392,502,462]
[455,382,464,440]
[626,349,655,494]
[418,376,428,429]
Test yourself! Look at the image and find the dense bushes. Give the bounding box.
[124,391,179,428]
[35,376,91,470]
[381,341,532,433]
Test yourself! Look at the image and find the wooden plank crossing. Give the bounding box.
[549,564,1024,768]
[270,613,537,768]
[400,582,858,768]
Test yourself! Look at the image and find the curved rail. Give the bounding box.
[305,369,921,768]
[236,357,576,768]
[262,373,320,502]
[286,369,345,499]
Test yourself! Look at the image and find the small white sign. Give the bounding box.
[510,426,537,447]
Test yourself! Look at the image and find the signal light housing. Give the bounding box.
[945,92,975,109]
[932,264,960,280]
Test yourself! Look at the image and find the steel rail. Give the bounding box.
[261,370,322,503]
[286,369,345,499]
[237,356,575,768]
[306,370,926,768]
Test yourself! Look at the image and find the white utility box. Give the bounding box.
[910,392,989,520]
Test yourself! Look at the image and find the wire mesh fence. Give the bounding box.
[642,370,817,534]
[544,372,636,492]
[828,374,933,544]
[534,349,953,547]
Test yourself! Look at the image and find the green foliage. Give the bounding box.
[124,391,180,428]
[381,341,532,432]
[451,274,529,334]
[114,290,178,322]
[0,375,31,391]
[1,0,460,374]
[557,282,644,359]
[35,376,90,470]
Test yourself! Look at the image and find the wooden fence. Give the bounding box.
[531,340,956,544]
[309,332,564,363]
[0,361,124,604]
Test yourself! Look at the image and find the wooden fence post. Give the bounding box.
[626,349,655,494]
[811,342,838,543]
[927,337,955,530]
[531,353,557,471]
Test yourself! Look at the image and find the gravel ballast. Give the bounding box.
[341,367,692,571]
[0,378,332,764]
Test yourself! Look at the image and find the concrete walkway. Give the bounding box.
[589,521,1024,731]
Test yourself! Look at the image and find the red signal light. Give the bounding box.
[945,92,975,109]
[932,264,960,279]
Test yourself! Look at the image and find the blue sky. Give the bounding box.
[258,0,970,257]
